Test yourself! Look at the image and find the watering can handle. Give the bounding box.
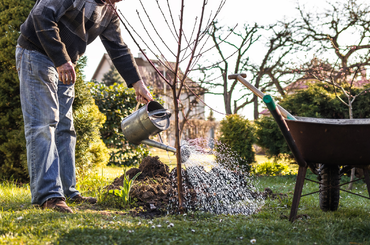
[135,99,150,111]
[135,102,140,111]
[148,109,172,118]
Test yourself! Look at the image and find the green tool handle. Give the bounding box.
[263,95,307,168]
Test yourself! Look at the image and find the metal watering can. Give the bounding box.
[121,101,190,163]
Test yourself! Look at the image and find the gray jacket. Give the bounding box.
[18,0,140,87]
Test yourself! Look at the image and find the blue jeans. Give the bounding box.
[16,46,80,205]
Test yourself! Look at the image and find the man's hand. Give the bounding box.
[57,61,76,85]
[132,80,153,104]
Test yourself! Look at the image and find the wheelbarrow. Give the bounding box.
[229,74,370,222]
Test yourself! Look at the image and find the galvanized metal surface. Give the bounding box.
[121,101,171,145]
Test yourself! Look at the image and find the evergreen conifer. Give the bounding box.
[0,0,35,180]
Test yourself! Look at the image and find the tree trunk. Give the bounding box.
[225,92,232,115]
[253,94,259,120]
[172,85,184,210]
[347,98,355,190]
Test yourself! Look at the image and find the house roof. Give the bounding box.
[92,53,205,95]
[285,58,369,93]
[91,53,113,83]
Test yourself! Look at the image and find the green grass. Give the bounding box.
[1,166,370,244]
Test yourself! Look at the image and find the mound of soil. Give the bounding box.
[108,156,170,188]
[105,156,282,218]
[105,156,184,217]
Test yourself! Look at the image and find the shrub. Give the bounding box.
[215,114,255,172]
[89,82,149,166]
[279,83,347,118]
[73,58,110,177]
[254,116,290,159]
[252,161,292,176]
[0,0,36,181]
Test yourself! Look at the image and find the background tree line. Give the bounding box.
[198,0,370,120]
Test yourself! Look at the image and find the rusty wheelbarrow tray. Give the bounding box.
[287,116,370,165]
[229,73,370,222]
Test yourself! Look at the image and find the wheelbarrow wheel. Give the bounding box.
[319,164,340,211]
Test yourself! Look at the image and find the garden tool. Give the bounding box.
[228,73,296,120]
[121,101,190,163]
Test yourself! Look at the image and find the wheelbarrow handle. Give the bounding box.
[263,95,307,168]
[228,73,296,120]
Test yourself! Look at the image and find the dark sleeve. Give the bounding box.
[31,0,72,67]
[100,15,141,87]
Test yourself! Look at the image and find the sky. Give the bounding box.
[83,0,340,120]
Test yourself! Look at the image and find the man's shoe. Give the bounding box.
[69,194,97,204]
[42,197,73,213]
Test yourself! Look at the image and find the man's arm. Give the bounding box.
[31,0,72,68]
[100,14,153,103]
[29,0,75,84]
[100,15,141,87]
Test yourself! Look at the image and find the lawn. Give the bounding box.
[1,158,370,244]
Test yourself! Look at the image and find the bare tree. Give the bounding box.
[246,21,301,119]
[296,0,370,189]
[108,0,226,209]
[198,20,300,119]
[297,0,370,118]
[200,22,260,115]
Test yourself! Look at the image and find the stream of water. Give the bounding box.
[172,138,264,215]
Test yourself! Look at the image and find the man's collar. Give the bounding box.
[94,0,106,4]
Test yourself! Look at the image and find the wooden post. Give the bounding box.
[363,167,370,198]
[262,95,308,222]
[289,166,307,222]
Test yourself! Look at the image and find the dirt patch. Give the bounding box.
[261,187,288,199]
[105,156,279,218]
[105,156,179,218]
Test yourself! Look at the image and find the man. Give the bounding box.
[15,0,153,213]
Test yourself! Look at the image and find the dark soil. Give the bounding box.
[105,156,284,218]
[105,156,181,218]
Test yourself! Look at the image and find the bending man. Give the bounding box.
[16,0,153,213]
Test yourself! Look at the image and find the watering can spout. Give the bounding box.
[141,139,190,163]
[141,139,176,153]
